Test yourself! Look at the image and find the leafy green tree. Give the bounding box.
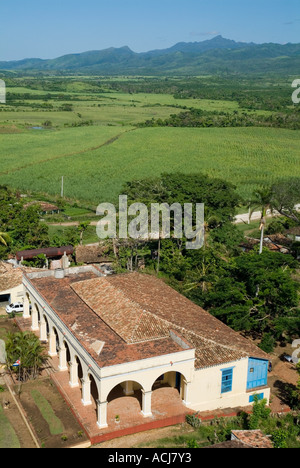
[271,177,300,224]
[198,250,299,337]
[271,429,288,449]
[248,396,271,430]
[259,333,276,353]
[0,188,51,258]
[123,172,242,256]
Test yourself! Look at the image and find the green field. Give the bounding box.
[0,76,299,207]
[0,125,299,205]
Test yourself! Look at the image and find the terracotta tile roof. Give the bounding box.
[24,201,59,212]
[231,430,273,449]
[0,262,23,292]
[75,245,111,264]
[27,270,270,369]
[28,271,183,367]
[107,273,268,361]
[71,278,171,344]
[71,272,269,368]
[176,330,247,369]
[286,226,300,236]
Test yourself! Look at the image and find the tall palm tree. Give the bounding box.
[248,187,275,254]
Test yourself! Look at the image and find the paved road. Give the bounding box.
[234,209,278,225]
[234,204,300,225]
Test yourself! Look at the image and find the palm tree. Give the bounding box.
[248,187,275,254]
[5,331,48,381]
[77,221,90,246]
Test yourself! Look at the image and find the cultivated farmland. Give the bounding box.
[0,126,299,206]
[0,76,299,207]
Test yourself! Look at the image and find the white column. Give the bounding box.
[31,308,39,331]
[182,379,191,407]
[69,360,79,388]
[81,376,92,406]
[123,381,134,396]
[39,320,48,342]
[58,344,68,372]
[141,390,152,417]
[23,294,31,319]
[97,400,108,429]
[48,330,57,356]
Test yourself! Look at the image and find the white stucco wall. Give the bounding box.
[0,284,24,304]
[187,359,270,412]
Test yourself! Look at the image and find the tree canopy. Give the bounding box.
[0,186,50,259]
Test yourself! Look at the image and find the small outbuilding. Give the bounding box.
[0,262,23,306]
[16,246,74,268]
[23,201,60,215]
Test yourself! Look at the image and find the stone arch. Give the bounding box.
[49,325,60,356]
[109,380,144,406]
[63,339,71,365]
[103,377,145,404]
[151,367,190,389]
[31,303,40,331]
[89,372,99,406]
[151,370,190,403]
[76,355,84,382]
[24,292,31,318]
[106,380,145,422]
[40,313,50,342]
[69,353,85,388]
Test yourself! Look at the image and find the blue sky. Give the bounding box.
[1,0,300,61]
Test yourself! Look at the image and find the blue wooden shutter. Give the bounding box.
[247,358,268,390]
[221,367,233,393]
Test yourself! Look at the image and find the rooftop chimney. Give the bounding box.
[54,268,65,279]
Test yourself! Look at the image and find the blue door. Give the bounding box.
[247,358,268,390]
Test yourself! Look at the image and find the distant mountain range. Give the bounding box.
[1,36,300,75]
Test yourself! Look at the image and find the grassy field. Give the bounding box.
[0,77,299,207]
[0,125,299,206]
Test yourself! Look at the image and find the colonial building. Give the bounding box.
[22,266,270,430]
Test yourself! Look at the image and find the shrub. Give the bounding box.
[186,413,202,428]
